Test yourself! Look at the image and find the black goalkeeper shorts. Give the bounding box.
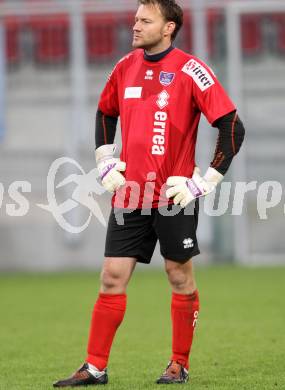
[104,201,200,264]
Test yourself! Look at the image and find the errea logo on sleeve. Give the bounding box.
[182,59,215,91]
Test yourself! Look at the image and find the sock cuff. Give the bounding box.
[172,290,199,302]
[99,292,127,300]
[96,293,127,311]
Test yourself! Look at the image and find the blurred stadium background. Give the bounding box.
[0,0,284,271]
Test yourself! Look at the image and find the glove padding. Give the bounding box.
[166,167,223,208]
[95,144,126,193]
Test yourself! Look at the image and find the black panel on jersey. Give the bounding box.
[95,109,118,148]
[211,111,245,175]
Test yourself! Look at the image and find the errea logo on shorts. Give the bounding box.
[183,238,194,249]
[182,59,215,91]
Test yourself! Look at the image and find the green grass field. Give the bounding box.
[0,266,285,390]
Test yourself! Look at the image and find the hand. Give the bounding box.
[95,144,126,193]
[166,167,223,208]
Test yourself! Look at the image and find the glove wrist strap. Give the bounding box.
[204,167,224,186]
[95,144,117,164]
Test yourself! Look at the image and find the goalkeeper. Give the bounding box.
[54,0,245,387]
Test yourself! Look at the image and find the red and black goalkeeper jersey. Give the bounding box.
[98,48,235,208]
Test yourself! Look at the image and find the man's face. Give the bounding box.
[132,4,170,50]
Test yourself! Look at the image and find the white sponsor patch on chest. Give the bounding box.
[124,87,142,99]
[182,59,215,91]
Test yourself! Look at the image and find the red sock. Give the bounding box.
[171,290,200,370]
[86,293,127,370]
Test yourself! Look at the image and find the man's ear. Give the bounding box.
[164,21,176,37]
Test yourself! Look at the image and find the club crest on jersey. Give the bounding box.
[182,59,215,91]
[156,90,169,109]
[159,71,175,86]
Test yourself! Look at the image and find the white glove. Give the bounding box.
[166,167,223,208]
[95,144,126,193]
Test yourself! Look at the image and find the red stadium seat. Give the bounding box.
[207,9,224,58]
[241,15,263,56]
[85,14,116,62]
[29,14,69,64]
[182,10,193,53]
[5,17,22,65]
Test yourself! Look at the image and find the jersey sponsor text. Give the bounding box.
[182,59,215,91]
[152,111,167,155]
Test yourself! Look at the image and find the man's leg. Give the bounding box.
[86,257,136,368]
[157,258,199,384]
[54,207,156,387]
[53,257,136,388]
[165,258,199,367]
[153,203,200,383]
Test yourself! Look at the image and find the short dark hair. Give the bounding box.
[138,0,183,41]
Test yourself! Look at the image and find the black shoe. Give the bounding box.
[156,361,189,384]
[53,363,108,387]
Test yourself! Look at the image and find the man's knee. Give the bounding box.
[166,267,189,290]
[101,265,125,292]
[165,260,196,293]
[100,258,135,293]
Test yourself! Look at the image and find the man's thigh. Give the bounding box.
[153,201,200,263]
[104,208,157,264]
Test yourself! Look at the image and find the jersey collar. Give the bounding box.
[143,45,174,62]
